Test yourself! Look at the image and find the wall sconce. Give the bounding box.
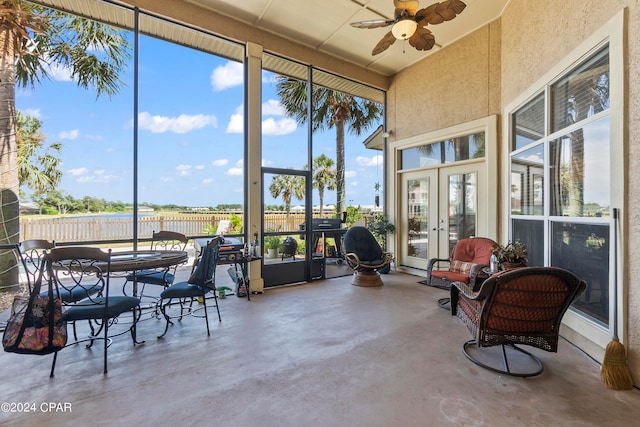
[383,130,393,138]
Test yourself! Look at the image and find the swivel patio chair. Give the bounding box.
[450,266,586,377]
[42,246,142,376]
[343,226,393,287]
[122,230,189,298]
[424,237,498,307]
[157,237,222,338]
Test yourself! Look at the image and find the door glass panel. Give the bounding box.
[407,178,429,259]
[448,173,477,253]
[263,172,307,287]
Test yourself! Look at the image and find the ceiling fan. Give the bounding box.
[350,0,467,55]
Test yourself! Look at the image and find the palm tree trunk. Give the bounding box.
[0,27,21,289]
[336,120,345,215]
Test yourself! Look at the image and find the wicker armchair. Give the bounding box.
[451,267,586,377]
[425,237,497,308]
[425,237,497,290]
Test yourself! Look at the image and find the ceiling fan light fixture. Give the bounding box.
[391,18,417,40]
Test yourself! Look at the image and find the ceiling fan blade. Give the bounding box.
[415,0,467,26]
[372,31,397,56]
[350,19,394,29]
[409,27,435,51]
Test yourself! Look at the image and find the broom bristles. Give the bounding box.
[601,337,634,390]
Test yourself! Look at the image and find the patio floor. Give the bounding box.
[1,267,639,426]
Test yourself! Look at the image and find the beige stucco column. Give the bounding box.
[245,42,264,292]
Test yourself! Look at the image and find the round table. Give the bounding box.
[109,250,189,298]
[108,250,189,272]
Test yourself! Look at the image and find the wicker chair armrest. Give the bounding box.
[450,280,475,298]
[345,252,361,269]
[427,257,450,272]
[468,263,489,281]
[451,277,495,301]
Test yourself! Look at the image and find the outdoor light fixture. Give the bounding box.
[391,17,417,40]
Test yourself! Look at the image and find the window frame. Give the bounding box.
[502,10,625,351]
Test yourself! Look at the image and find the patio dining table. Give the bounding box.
[108,250,189,297]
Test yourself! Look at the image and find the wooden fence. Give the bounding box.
[19,212,340,243]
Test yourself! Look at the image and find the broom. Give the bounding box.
[600,207,634,390]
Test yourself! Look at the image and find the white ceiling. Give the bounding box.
[186,0,509,76]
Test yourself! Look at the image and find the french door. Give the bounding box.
[400,163,486,270]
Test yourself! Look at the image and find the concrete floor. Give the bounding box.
[1,268,639,426]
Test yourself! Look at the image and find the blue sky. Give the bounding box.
[16,34,384,209]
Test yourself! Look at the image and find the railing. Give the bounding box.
[19,212,340,243]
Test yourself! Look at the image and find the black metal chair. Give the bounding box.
[343,226,392,287]
[122,230,189,297]
[42,246,142,375]
[157,237,222,338]
[451,267,586,377]
[21,240,104,343]
[18,239,56,291]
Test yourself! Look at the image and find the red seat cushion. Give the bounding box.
[431,270,471,284]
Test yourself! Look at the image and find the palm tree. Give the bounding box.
[269,174,305,225]
[17,111,62,196]
[0,1,130,287]
[276,76,382,215]
[312,154,336,216]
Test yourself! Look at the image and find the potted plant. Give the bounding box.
[264,235,281,259]
[368,215,396,274]
[492,240,528,270]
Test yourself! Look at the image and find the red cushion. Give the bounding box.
[452,238,495,264]
[431,270,470,284]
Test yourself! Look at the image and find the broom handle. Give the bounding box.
[612,207,619,339]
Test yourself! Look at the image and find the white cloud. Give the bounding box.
[137,112,217,134]
[226,106,243,134]
[72,167,118,184]
[262,99,285,116]
[160,176,174,182]
[195,165,205,170]
[44,62,72,82]
[262,117,297,136]
[226,101,297,135]
[202,178,214,184]
[76,175,118,184]
[356,155,383,167]
[21,108,41,118]
[212,159,229,166]
[210,61,243,91]
[68,167,88,176]
[176,164,192,176]
[59,129,79,140]
[228,159,243,176]
[345,170,357,178]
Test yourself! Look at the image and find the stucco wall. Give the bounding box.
[388,0,640,383]
[387,21,501,141]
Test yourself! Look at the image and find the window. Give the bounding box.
[400,131,485,169]
[509,44,611,327]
